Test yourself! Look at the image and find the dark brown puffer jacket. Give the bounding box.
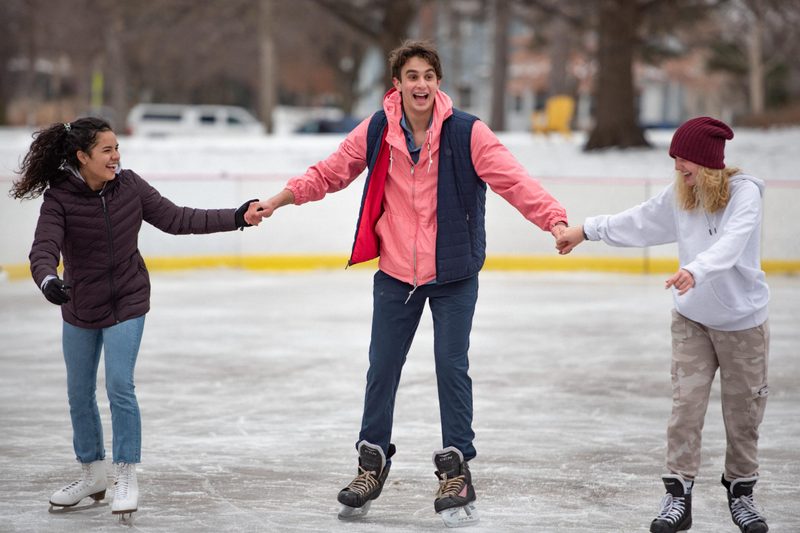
[29,169,239,328]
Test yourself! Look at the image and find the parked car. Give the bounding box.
[294,115,361,134]
[125,103,265,137]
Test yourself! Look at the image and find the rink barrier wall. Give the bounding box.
[2,171,798,282]
[2,255,798,282]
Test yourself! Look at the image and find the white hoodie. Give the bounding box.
[583,174,769,331]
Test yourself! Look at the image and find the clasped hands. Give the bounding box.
[243,189,295,226]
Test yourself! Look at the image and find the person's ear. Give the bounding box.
[76,150,89,166]
[392,77,401,91]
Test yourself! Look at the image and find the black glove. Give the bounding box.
[43,277,71,305]
[235,198,259,230]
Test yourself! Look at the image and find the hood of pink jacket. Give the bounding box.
[382,87,454,160]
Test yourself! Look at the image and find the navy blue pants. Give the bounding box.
[358,270,479,461]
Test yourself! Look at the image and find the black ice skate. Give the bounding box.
[721,475,768,533]
[650,474,692,533]
[433,447,479,528]
[337,440,395,520]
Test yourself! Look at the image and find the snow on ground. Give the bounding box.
[1,126,799,182]
[1,269,798,532]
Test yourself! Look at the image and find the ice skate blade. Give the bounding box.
[438,503,479,528]
[48,500,108,514]
[338,500,371,520]
[114,510,136,525]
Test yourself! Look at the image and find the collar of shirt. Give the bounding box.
[400,112,431,165]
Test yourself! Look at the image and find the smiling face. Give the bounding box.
[393,56,441,120]
[674,156,701,187]
[76,130,120,190]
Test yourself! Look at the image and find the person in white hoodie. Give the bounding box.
[557,117,769,533]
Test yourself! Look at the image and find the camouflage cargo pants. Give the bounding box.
[666,310,769,480]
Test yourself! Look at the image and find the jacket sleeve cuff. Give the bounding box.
[284,182,305,205]
[583,217,600,241]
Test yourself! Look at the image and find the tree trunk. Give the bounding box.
[490,0,510,131]
[548,16,571,96]
[585,0,650,150]
[378,1,417,88]
[105,3,127,129]
[258,0,277,133]
[746,1,765,115]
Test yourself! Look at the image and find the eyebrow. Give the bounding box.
[404,68,436,76]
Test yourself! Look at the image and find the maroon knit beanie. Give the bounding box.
[669,116,734,169]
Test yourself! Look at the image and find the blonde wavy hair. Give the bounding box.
[675,166,739,213]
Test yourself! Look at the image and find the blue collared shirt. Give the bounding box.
[400,112,431,165]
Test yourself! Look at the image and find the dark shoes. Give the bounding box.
[721,475,768,533]
[650,474,693,533]
[337,440,396,512]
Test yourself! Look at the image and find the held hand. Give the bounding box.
[244,189,295,226]
[43,278,71,305]
[244,201,266,226]
[235,198,260,229]
[665,268,695,295]
[556,226,585,255]
[550,222,567,240]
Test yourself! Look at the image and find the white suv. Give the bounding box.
[125,103,265,137]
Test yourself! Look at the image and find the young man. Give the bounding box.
[247,40,568,526]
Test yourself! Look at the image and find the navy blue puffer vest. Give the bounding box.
[358,109,486,283]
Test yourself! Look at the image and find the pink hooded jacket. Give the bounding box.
[286,89,567,286]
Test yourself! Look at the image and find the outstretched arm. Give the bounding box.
[245,189,295,225]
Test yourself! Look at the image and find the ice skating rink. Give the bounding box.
[1,269,798,533]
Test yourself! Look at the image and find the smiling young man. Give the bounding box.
[247,40,568,526]
[556,117,770,533]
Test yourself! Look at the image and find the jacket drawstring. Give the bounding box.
[389,146,394,173]
[704,210,718,235]
[426,130,433,173]
[404,283,418,305]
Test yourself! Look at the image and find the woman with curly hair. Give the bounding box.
[11,117,258,521]
[557,117,770,533]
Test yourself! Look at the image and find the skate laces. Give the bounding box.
[115,464,132,499]
[655,493,686,523]
[61,480,84,494]
[437,472,465,498]
[730,494,765,526]
[345,465,380,495]
[61,463,93,494]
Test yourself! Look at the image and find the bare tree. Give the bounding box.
[310,0,425,88]
[584,0,649,150]
[490,0,511,130]
[585,0,723,150]
[710,0,800,117]
[0,1,27,123]
[258,0,278,132]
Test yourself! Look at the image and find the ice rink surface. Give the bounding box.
[1,269,798,532]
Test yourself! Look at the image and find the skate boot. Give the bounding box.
[111,462,138,522]
[650,474,692,533]
[721,475,768,533]
[337,440,396,520]
[433,447,479,528]
[49,459,107,511]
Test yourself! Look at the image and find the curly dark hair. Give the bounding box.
[388,39,443,81]
[9,117,112,200]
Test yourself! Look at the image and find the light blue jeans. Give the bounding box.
[62,315,145,464]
